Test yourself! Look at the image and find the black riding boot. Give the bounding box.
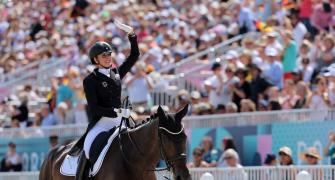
[75,152,90,180]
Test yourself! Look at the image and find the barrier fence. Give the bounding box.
[0,108,334,139]
[0,165,334,180]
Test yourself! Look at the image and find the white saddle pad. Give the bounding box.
[60,127,124,177]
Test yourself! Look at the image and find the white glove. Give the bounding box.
[114,108,131,118]
[114,19,134,35]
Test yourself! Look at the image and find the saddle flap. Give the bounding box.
[60,127,125,177]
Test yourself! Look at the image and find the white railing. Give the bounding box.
[1,166,334,180]
[0,57,69,100]
[0,108,334,139]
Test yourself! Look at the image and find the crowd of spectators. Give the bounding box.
[1,0,335,128]
[188,135,326,169]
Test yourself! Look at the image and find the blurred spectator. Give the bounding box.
[40,105,58,126]
[310,1,335,36]
[280,79,299,109]
[11,93,29,127]
[220,148,242,168]
[264,47,284,89]
[315,34,335,71]
[268,100,282,111]
[201,136,220,167]
[308,76,330,109]
[293,81,311,109]
[264,154,277,166]
[225,102,238,114]
[187,147,209,168]
[249,64,271,106]
[281,31,298,80]
[290,12,308,48]
[49,135,59,150]
[232,68,251,111]
[278,146,294,166]
[324,131,335,165]
[204,62,224,108]
[0,142,22,172]
[190,91,201,114]
[240,99,256,112]
[200,172,214,180]
[222,138,237,152]
[125,62,154,109]
[299,147,321,165]
[215,104,226,114]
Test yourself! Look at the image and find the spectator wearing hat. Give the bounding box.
[249,64,272,106]
[0,142,22,172]
[281,31,298,80]
[300,147,322,165]
[265,31,283,54]
[188,147,210,168]
[225,50,245,69]
[264,154,277,166]
[264,47,284,89]
[231,68,251,111]
[278,146,294,166]
[204,62,225,108]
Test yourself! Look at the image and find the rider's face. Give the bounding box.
[95,52,112,68]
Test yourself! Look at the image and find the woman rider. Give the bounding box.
[72,20,140,179]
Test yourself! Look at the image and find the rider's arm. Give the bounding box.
[83,77,117,117]
[118,34,140,79]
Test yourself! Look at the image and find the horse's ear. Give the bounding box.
[157,105,166,118]
[175,104,189,123]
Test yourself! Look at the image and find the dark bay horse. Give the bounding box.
[39,105,191,180]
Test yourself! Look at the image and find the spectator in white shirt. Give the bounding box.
[204,62,225,108]
[125,62,154,108]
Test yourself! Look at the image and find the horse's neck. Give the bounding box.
[129,119,160,167]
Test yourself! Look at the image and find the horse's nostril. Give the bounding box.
[176,176,181,180]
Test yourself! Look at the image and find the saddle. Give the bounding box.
[60,126,126,177]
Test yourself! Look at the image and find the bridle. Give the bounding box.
[158,123,187,171]
[117,113,187,176]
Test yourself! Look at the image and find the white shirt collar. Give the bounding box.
[98,68,111,77]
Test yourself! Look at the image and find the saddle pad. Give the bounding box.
[60,127,125,177]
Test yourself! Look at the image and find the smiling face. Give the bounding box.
[157,105,191,180]
[94,52,112,68]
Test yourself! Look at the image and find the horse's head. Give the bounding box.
[157,104,191,180]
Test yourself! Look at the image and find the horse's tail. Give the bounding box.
[39,147,59,180]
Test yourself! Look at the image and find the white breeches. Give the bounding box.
[83,116,122,159]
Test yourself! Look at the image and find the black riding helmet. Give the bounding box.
[88,41,112,64]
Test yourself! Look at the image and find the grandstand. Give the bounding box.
[1,0,335,179]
